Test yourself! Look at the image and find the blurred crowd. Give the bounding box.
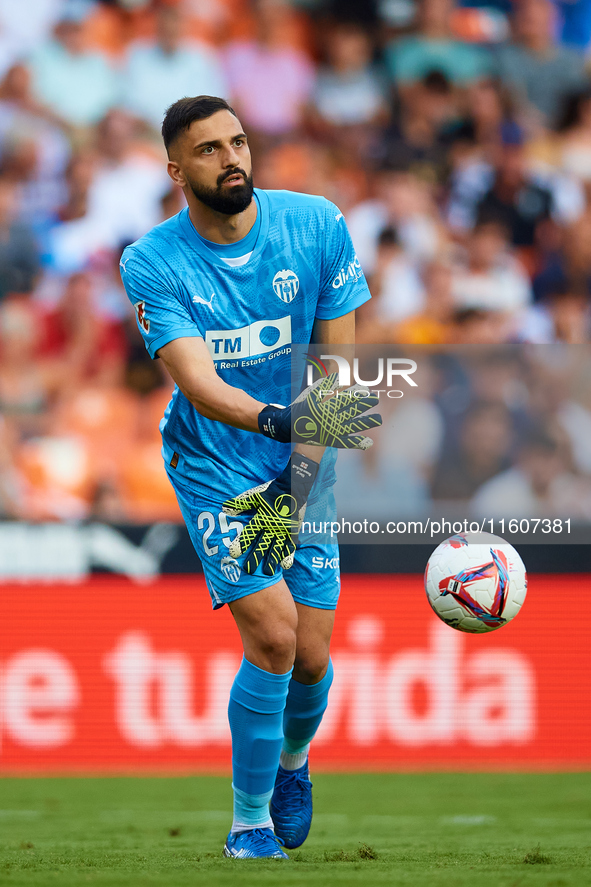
[1,0,591,522]
[334,347,591,521]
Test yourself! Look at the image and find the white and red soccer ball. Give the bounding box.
[424,533,527,633]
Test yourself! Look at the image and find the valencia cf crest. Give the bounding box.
[221,556,241,584]
[272,269,299,303]
[134,300,150,333]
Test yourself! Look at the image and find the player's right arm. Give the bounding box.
[158,336,264,432]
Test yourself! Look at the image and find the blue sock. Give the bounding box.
[280,658,334,770]
[228,656,292,833]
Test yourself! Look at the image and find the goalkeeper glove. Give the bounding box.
[258,372,382,450]
[222,453,319,576]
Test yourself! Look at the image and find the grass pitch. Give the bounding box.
[0,773,590,886]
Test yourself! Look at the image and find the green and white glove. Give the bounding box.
[222,453,319,576]
[258,373,382,450]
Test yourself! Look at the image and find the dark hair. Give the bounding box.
[422,69,451,94]
[377,226,399,248]
[555,87,591,133]
[545,280,589,304]
[475,204,511,232]
[452,307,491,326]
[519,428,559,457]
[161,95,237,154]
[473,213,510,238]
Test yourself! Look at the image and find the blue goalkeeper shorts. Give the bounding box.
[167,469,341,611]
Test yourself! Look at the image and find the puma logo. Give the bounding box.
[192,292,215,309]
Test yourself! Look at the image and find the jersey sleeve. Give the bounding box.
[120,246,203,359]
[315,201,372,320]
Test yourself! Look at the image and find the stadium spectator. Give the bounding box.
[0,62,70,135]
[88,480,128,523]
[527,354,591,475]
[469,349,529,410]
[122,5,228,132]
[448,306,514,342]
[358,256,454,342]
[472,428,591,518]
[463,77,517,157]
[0,0,64,80]
[54,150,94,224]
[431,400,513,501]
[48,110,169,272]
[28,9,118,128]
[38,270,127,385]
[0,175,40,301]
[541,285,590,342]
[86,109,170,244]
[376,70,457,181]
[223,0,315,140]
[0,299,66,442]
[347,166,443,275]
[532,211,591,307]
[474,131,555,248]
[362,226,426,325]
[45,149,111,273]
[0,64,71,234]
[307,21,389,156]
[495,0,588,127]
[451,218,532,320]
[556,87,591,195]
[390,258,455,344]
[384,0,492,90]
[521,282,591,343]
[447,119,585,239]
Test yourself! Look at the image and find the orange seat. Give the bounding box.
[119,438,182,523]
[15,435,94,520]
[51,386,141,476]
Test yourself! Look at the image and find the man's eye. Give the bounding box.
[234,139,244,147]
[202,146,214,154]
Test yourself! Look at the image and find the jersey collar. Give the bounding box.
[179,188,270,269]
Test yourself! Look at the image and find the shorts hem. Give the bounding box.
[288,594,339,611]
[210,573,284,609]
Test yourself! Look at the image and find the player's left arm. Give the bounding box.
[310,308,355,347]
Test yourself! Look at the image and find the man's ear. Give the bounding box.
[167,160,185,188]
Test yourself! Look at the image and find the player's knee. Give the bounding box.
[256,625,297,672]
[293,651,330,684]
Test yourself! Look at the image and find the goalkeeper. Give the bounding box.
[120,95,381,860]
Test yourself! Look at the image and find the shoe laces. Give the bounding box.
[247,828,286,852]
[277,769,312,796]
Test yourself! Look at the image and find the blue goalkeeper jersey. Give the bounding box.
[120,188,370,499]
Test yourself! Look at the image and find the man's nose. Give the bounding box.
[222,145,240,166]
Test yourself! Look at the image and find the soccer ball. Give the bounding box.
[424,533,527,633]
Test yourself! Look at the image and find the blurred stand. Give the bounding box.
[0,0,590,525]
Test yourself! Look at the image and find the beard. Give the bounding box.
[187,168,254,215]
